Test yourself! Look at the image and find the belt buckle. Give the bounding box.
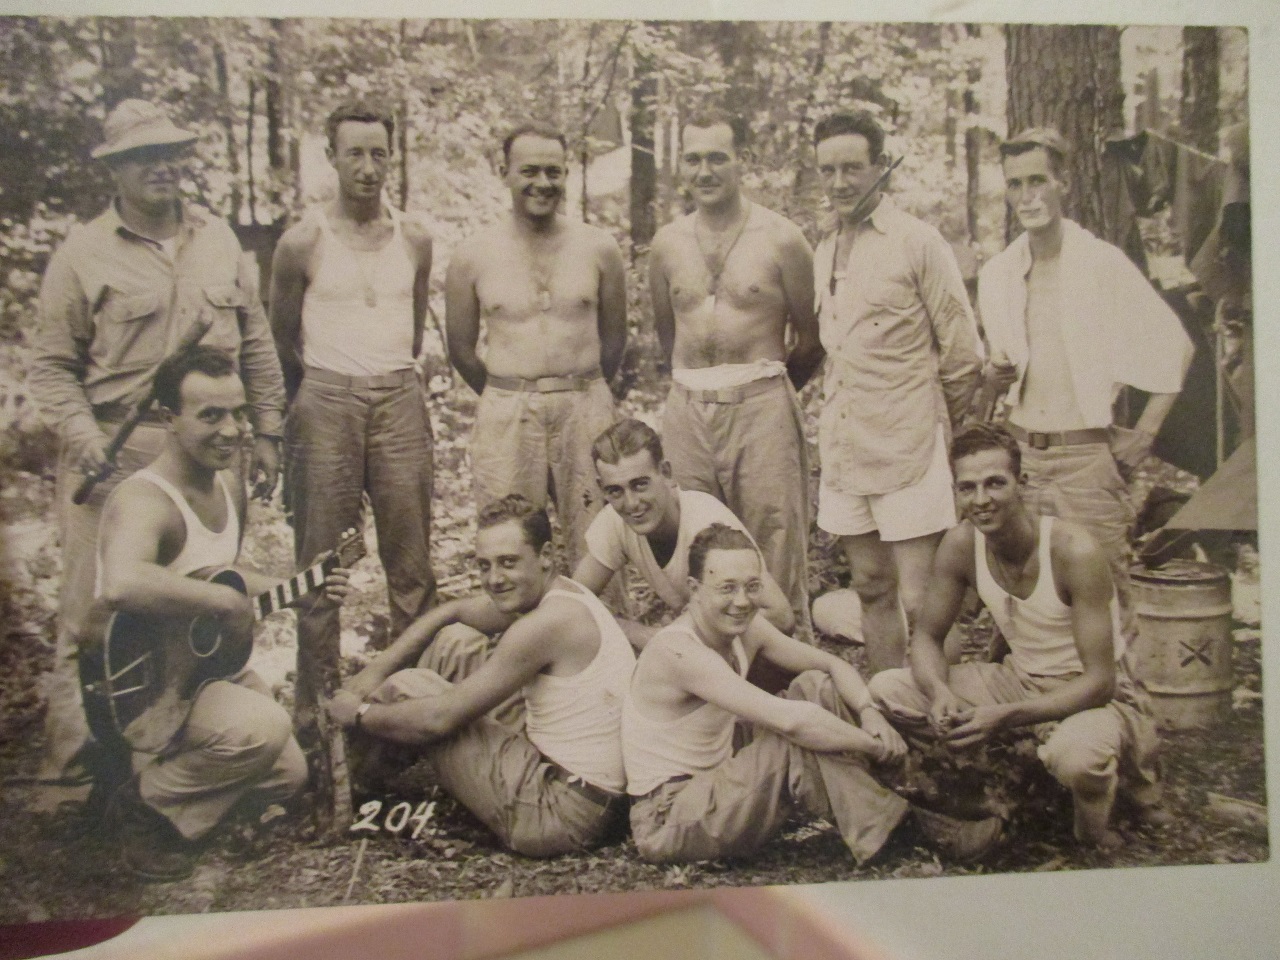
[1027,431,1052,450]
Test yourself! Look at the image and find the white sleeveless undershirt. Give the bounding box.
[622,627,748,798]
[300,207,416,377]
[109,469,239,581]
[522,583,637,794]
[975,515,1124,678]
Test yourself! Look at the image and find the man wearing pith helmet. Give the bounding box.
[28,98,287,791]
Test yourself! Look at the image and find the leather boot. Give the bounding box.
[911,804,1003,864]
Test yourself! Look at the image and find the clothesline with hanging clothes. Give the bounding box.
[1100,126,1230,278]
[1141,127,1226,166]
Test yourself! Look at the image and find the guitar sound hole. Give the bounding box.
[189,620,223,658]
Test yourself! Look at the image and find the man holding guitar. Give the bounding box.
[91,346,350,881]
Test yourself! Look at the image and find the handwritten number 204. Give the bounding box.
[351,799,435,839]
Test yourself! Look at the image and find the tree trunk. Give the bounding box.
[629,25,659,258]
[1005,24,1124,238]
[246,77,257,225]
[214,40,242,222]
[1182,26,1220,154]
[97,17,140,110]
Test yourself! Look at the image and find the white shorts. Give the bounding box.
[817,424,956,541]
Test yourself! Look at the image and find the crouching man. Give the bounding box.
[327,495,635,857]
[623,523,1001,866]
[94,346,349,880]
[868,424,1165,848]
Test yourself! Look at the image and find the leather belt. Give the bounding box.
[303,366,416,389]
[547,762,625,809]
[1008,424,1111,450]
[671,376,783,404]
[636,773,693,802]
[486,372,602,393]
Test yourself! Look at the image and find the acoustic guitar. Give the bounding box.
[79,528,365,755]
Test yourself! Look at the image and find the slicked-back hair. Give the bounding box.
[591,418,665,469]
[476,493,553,553]
[681,111,750,153]
[501,123,568,165]
[154,345,238,414]
[950,422,1023,477]
[688,523,757,583]
[999,127,1070,179]
[813,110,885,163]
[326,101,395,152]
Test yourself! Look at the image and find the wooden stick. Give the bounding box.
[343,837,368,902]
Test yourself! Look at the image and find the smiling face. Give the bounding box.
[503,134,567,222]
[110,143,189,217]
[168,372,249,474]
[953,447,1026,536]
[475,519,552,615]
[329,120,391,203]
[594,449,679,539]
[1002,147,1067,234]
[680,122,744,212]
[815,132,882,223]
[688,547,764,640]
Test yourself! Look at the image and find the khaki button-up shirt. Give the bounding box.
[814,198,982,496]
[29,202,286,450]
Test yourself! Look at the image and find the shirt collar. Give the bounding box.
[864,195,895,234]
[108,198,204,244]
[1014,217,1082,278]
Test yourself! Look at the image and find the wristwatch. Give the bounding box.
[354,701,372,731]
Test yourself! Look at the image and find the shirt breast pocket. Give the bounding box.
[200,284,245,353]
[864,274,918,314]
[95,289,164,370]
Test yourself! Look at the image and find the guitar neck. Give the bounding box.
[254,554,337,620]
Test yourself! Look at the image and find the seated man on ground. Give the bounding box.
[327,495,636,858]
[868,424,1166,848]
[95,346,350,880]
[623,523,1001,866]
[572,417,795,651]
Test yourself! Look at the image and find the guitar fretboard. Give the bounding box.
[255,556,336,620]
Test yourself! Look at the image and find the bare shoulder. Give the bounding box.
[103,473,183,541]
[276,213,324,264]
[937,521,977,575]
[753,203,807,244]
[399,212,435,250]
[1050,518,1106,569]
[573,220,623,260]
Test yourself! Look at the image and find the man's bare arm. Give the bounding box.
[351,605,563,744]
[344,594,513,701]
[777,227,823,390]
[404,216,434,361]
[908,526,972,707]
[98,485,248,626]
[947,527,1117,747]
[571,555,617,596]
[444,244,488,395]
[597,235,628,384]
[648,237,677,368]
[268,225,314,401]
[660,638,882,757]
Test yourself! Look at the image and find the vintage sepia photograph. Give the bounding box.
[0,14,1265,925]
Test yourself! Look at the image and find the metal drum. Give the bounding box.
[1130,560,1235,729]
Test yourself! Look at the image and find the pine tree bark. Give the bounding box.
[1005,24,1123,238]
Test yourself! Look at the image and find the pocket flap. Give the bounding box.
[107,290,162,322]
[204,284,245,310]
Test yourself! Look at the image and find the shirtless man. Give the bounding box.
[979,128,1192,637]
[328,494,634,857]
[446,123,627,570]
[869,424,1164,848]
[650,112,821,633]
[270,100,437,719]
[623,524,1000,866]
[572,417,794,651]
[94,346,348,880]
